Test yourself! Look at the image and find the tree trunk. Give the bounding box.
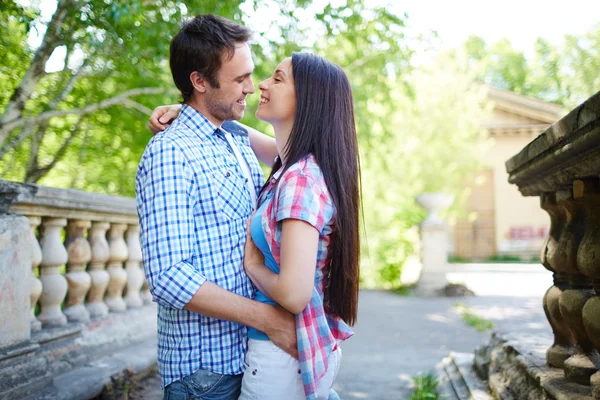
[0,0,74,148]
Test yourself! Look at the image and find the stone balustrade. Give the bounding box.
[506,90,600,398]
[0,180,152,350]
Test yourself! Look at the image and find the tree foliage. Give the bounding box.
[1,0,494,287]
[463,24,600,108]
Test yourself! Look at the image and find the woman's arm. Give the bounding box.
[148,105,277,166]
[244,219,318,314]
[234,121,277,167]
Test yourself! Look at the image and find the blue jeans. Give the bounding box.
[163,368,242,400]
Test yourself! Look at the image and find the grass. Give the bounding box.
[454,303,494,332]
[448,254,539,264]
[408,374,439,400]
[392,285,413,296]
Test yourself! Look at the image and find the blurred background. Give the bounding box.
[2,0,599,288]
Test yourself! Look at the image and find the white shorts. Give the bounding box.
[239,339,342,400]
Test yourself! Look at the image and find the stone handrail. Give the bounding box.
[506,90,600,398]
[0,181,138,224]
[0,180,150,349]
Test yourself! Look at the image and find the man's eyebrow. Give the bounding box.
[234,71,253,80]
[275,69,288,77]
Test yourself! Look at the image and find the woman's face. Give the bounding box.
[256,57,296,133]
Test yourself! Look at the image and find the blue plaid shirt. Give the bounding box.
[135,104,264,387]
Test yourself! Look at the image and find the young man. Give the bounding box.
[136,14,294,399]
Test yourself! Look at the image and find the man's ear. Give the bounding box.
[190,71,208,93]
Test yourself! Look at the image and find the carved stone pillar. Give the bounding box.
[86,222,110,319]
[105,223,128,312]
[27,216,43,332]
[576,179,600,395]
[540,193,574,368]
[559,181,598,385]
[37,218,68,327]
[124,225,144,308]
[141,280,152,304]
[63,220,92,323]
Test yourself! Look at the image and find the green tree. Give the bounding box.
[358,50,490,287]
[463,24,600,108]
[1,1,492,287]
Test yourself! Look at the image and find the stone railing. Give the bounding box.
[0,181,156,399]
[505,91,600,398]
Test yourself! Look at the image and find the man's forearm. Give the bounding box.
[184,280,271,332]
[185,280,298,358]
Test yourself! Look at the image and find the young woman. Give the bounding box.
[148,52,360,400]
[238,52,360,400]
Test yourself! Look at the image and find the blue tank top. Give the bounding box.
[248,195,281,340]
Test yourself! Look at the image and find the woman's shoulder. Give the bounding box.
[281,154,324,182]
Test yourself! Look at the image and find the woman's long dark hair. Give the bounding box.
[259,52,360,326]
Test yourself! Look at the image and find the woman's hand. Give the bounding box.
[148,104,182,135]
[244,217,265,275]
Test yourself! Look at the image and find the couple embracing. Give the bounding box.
[136,13,360,400]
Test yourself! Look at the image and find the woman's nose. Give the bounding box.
[258,80,268,91]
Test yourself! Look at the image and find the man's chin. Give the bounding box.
[227,111,244,121]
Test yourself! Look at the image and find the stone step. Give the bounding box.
[0,304,158,400]
[23,338,157,400]
[475,332,594,400]
[435,352,494,399]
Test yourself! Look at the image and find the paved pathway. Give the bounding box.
[130,263,551,399]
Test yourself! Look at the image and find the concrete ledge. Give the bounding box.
[505,90,600,196]
[475,332,593,399]
[0,180,138,224]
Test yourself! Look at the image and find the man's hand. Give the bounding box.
[263,305,298,359]
[148,104,182,135]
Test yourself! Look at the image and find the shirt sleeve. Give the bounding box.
[136,138,206,309]
[275,169,328,232]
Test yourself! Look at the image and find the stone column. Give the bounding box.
[0,215,32,347]
[559,181,598,385]
[63,219,92,323]
[540,192,575,368]
[141,280,152,304]
[27,216,43,332]
[105,223,128,312]
[86,222,110,319]
[575,179,600,395]
[415,193,454,296]
[37,218,68,327]
[124,224,144,308]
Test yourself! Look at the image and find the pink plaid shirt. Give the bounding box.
[258,154,353,399]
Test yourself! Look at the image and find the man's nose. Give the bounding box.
[244,78,255,94]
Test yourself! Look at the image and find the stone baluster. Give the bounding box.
[558,181,598,385]
[27,216,43,332]
[575,179,600,396]
[540,193,574,368]
[124,224,144,308]
[63,220,92,322]
[86,222,110,319]
[37,218,68,327]
[105,223,128,312]
[141,279,152,304]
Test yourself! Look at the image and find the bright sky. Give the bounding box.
[393,0,600,54]
[27,0,600,72]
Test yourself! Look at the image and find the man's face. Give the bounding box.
[204,43,255,125]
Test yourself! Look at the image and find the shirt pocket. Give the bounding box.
[212,167,251,221]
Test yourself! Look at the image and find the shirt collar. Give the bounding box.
[179,104,220,140]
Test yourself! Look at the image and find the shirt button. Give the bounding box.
[226,171,231,177]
